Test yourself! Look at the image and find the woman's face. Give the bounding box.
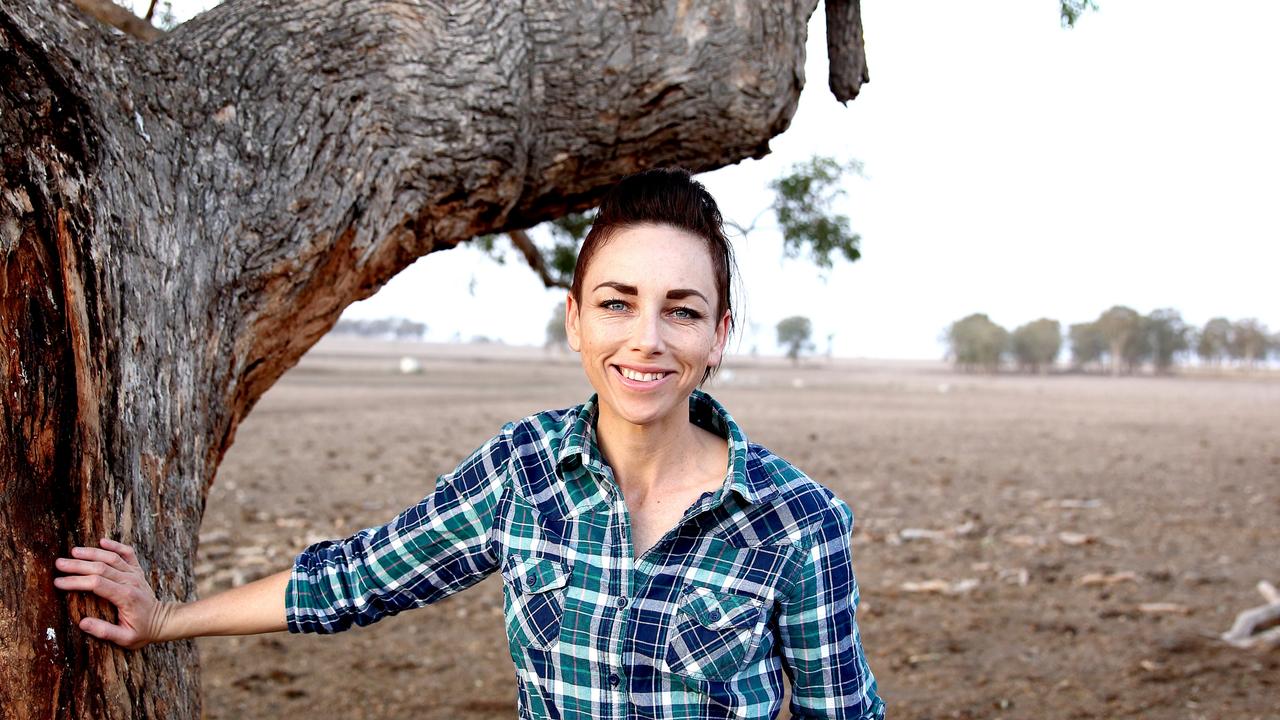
[565,223,731,429]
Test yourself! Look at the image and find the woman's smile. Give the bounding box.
[611,363,677,390]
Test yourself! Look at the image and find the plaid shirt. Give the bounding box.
[287,388,884,719]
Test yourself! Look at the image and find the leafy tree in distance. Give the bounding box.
[331,317,427,341]
[1095,306,1142,375]
[1229,319,1271,366]
[761,156,863,273]
[1142,308,1190,373]
[1069,321,1106,372]
[776,316,815,365]
[1060,0,1100,27]
[946,314,1009,373]
[1010,318,1062,374]
[1196,317,1233,366]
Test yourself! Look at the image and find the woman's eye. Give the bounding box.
[671,307,702,320]
[601,299,628,312]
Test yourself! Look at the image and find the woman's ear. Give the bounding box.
[565,293,581,352]
[706,309,732,368]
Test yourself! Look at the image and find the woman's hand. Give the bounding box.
[53,537,172,650]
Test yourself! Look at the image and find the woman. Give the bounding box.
[54,168,885,719]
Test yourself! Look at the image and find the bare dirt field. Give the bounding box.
[196,338,1279,719]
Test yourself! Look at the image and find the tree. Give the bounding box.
[776,316,815,365]
[330,317,426,341]
[1228,318,1271,366]
[1197,317,1233,366]
[1142,308,1190,373]
[946,314,1009,373]
[761,156,863,272]
[0,1,871,716]
[1060,0,1100,27]
[1069,321,1106,372]
[1095,305,1142,375]
[1010,318,1061,374]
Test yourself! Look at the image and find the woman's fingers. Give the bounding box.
[99,538,142,570]
[53,573,130,606]
[78,616,138,648]
[54,558,133,586]
[69,545,132,574]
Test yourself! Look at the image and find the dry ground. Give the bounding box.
[196,338,1279,719]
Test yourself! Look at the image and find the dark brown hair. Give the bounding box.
[570,167,738,384]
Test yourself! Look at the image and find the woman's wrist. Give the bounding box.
[152,599,185,643]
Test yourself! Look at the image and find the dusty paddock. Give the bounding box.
[197,338,1280,719]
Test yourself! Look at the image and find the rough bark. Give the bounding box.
[0,0,865,717]
[825,0,870,102]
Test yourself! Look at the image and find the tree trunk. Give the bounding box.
[0,0,865,717]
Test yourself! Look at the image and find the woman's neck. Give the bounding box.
[594,399,727,505]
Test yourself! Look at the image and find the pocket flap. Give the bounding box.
[679,587,764,630]
[505,555,571,594]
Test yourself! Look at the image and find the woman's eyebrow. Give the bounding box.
[593,281,708,305]
[665,288,709,304]
[593,281,637,295]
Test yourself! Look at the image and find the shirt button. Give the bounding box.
[616,596,628,608]
[708,610,722,621]
[608,673,620,686]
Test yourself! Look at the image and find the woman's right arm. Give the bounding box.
[54,537,289,649]
[58,423,517,647]
[287,425,515,634]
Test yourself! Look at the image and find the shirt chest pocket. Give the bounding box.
[501,554,572,652]
[665,586,767,682]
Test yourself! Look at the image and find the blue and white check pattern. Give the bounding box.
[287,389,885,719]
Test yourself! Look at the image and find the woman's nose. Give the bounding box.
[629,310,665,353]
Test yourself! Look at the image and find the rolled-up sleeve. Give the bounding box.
[286,424,515,634]
[778,496,885,719]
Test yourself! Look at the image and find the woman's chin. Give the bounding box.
[601,393,683,428]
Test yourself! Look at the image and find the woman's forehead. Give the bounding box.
[583,225,716,292]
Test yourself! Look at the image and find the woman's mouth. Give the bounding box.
[612,364,674,389]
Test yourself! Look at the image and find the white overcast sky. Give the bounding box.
[161,1,1279,359]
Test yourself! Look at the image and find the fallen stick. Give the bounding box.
[1079,571,1139,587]
[1220,581,1280,651]
[1258,580,1279,605]
[1138,602,1191,616]
[901,578,980,596]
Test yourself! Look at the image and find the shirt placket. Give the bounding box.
[583,458,632,718]
[576,403,735,717]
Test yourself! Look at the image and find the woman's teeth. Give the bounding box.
[619,367,667,382]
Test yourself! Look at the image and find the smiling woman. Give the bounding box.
[53,168,885,719]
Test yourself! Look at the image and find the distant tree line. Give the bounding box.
[330,317,428,341]
[946,307,1278,374]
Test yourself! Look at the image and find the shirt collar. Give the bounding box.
[555,388,778,511]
